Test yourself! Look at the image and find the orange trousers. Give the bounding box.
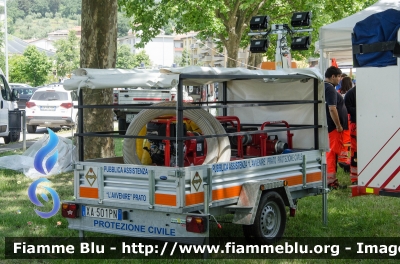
[338,116,350,164]
[350,122,358,183]
[327,130,343,184]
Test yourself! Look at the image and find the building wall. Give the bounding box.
[141,36,175,67]
[118,34,175,68]
[27,39,56,52]
[119,32,251,69]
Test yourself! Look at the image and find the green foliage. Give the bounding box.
[175,48,191,67]
[31,0,50,17]
[0,53,5,73]
[59,0,81,18]
[117,12,131,38]
[9,55,28,83]
[116,44,136,69]
[6,0,82,37]
[132,50,151,68]
[54,30,80,77]
[7,0,137,43]
[119,0,379,66]
[116,46,151,69]
[21,46,52,86]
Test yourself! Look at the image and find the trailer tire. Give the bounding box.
[3,136,10,144]
[118,118,126,135]
[3,131,20,144]
[244,191,286,244]
[27,125,37,133]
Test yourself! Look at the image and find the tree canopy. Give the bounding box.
[119,0,378,67]
[116,46,152,69]
[174,48,191,67]
[116,44,136,69]
[132,50,151,68]
[21,46,52,86]
[54,30,80,77]
[7,0,81,21]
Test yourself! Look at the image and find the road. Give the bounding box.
[0,127,74,153]
[0,126,74,143]
[0,122,118,153]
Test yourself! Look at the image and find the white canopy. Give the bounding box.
[63,66,323,90]
[318,0,400,72]
[62,66,327,150]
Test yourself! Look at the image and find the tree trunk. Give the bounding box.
[225,34,240,68]
[81,0,117,160]
[247,53,263,70]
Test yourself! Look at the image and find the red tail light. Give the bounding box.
[26,102,36,108]
[60,102,73,109]
[61,203,79,218]
[186,215,207,233]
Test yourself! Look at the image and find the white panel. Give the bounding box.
[357,65,400,186]
[227,78,328,150]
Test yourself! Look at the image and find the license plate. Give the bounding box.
[40,106,56,111]
[81,205,122,220]
[126,114,135,123]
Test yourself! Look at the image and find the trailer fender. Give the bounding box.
[225,180,294,225]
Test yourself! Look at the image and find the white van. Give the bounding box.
[0,73,21,144]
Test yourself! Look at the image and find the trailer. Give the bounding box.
[350,25,400,197]
[62,66,330,244]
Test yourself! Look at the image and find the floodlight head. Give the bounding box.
[291,12,311,27]
[250,39,269,53]
[291,36,311,50]
[250,16,270,30]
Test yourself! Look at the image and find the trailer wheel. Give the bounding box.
[3,136,10,144]
[27,125,37,133]
[3,131,20,144]
[10,131,20,142]
[244,191,286,244]
[118,118,126,135]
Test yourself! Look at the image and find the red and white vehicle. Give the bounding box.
[114,87,193,133]
[351,29,400,197]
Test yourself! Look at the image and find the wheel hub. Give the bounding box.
[260,202,280,237]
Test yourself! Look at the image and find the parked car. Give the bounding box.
[25,85,78,133]
[13,87,38,109]
[9,83,32,88]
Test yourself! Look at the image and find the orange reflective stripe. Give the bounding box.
[155,193,176,206]
[280,172,322,186]
[184,173,322,206]
[79,187,98,199]
[212,185,242,201]
[185,186,242,206]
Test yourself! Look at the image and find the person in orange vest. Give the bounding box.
[344,85,357,184]
[324,66,349,189]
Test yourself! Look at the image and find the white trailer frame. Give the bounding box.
[62,67,330,244]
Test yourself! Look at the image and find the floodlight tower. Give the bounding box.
[248,12,313,69]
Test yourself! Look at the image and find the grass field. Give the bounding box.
[1,141,400,263]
